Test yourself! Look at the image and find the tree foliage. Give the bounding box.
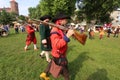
[28,7,37,19]
[51,0,76,16]
[0,10,16,25]
[28,0,76,19]
[17,15,27,23]
[77,0,120,24]
[39,0,53,16]
[28,0,120,24]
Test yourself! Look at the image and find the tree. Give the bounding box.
[0,10,16,25]
[77,0,120,24]
[17,15,27,23]
[28,0,120,24]
[28,0,76,19]
[28,0,53,19]
[51,0,76,16]
[28,7,37,19]
[39,0,53,16]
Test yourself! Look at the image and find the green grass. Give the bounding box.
[0,28,120,80]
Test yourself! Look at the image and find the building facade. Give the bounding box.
[0,0,19,15]
[110,8,120,26]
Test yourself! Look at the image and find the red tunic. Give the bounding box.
[50,27,70,58]
[26,24,37,45]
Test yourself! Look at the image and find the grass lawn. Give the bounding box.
[0,28,120,80]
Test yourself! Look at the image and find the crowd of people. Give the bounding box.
[13,23,39,34]
[88,25,120,40]
[3,13,74,80]
[1,12,120,80]
[21,13,75,80]
[66,22,120,40]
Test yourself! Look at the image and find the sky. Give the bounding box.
[0,0,40,16]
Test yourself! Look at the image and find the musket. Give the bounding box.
[32,19,68,30]
[32,19,87,45]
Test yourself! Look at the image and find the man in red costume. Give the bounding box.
[24,20,38,51]
[40,12,74,80]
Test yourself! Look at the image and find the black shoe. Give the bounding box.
[39,55,44,58]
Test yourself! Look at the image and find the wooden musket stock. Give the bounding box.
[32,19,87,45]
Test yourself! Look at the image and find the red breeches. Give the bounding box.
[26,37,37,46]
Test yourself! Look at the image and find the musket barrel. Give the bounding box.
[32,19,68,30]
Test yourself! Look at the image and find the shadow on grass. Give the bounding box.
[69,52,89,80]
[87,68,109,80]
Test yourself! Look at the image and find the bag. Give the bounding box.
[58,57,68,66]
[49,60,62,78]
